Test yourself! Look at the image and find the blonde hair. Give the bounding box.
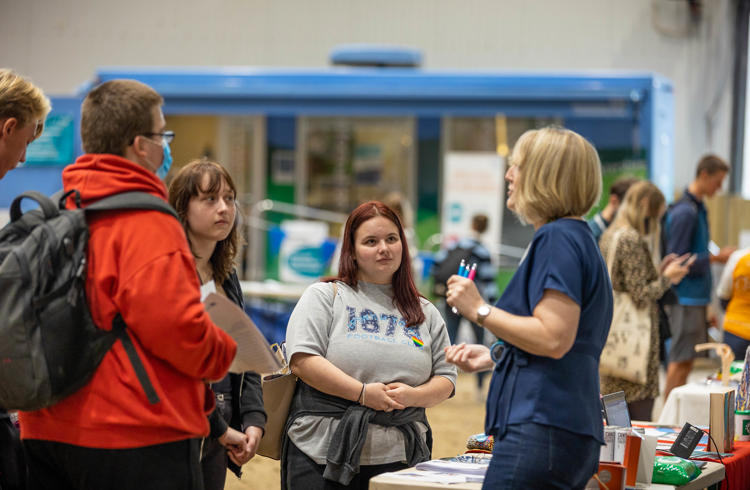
[0,69,51,130]
[607,180,665,237]
[510,127,602,225]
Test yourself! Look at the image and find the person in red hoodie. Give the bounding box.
[19,79,238,490]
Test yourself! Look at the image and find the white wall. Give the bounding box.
[0,0,737,190]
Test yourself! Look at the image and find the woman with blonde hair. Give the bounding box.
[445,127,612,488]
[599,180,692,420]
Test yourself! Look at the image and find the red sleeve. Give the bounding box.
[88,210,237,382]
[117,250,237,381]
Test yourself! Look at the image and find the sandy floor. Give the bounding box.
[225,372,488,490]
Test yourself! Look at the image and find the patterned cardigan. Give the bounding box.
[599,226,671,403]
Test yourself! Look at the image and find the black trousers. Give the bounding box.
[285,440,408,490]
[0,414,25,490]
[200,437,228,490]
[23,438,203,490]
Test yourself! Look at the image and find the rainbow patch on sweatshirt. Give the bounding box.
[411,336,424,347]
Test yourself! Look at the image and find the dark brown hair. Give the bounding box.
[326,200,425,327]
[696,154,729,177]
[81,79,162,156]
[168,160,240,284]
[471,214,488,234]
[609,177,639,201]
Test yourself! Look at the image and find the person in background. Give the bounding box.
[20,79,237,490]
[282,200,456,490]
[169,159,266,490]
[587,176,639,242]
[663,154,735,400]
[599,181,692,421]
[716,247,750,360]
[432,213,498,392]
[445,127,612,489]
[0,68,50,490]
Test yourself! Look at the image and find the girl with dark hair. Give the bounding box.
[169,160,266,490]
[282,200,456,490]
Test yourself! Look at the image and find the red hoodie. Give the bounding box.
[19,154,237,448]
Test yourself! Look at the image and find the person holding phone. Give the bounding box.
[663,155,735,399]
[599,181,693,421]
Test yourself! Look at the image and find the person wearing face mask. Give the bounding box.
[282,200,456,490]
[19,79,237,490]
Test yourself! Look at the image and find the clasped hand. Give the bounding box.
[218,425,263,466]
[361,382,417,412]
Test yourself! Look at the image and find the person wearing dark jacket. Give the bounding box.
[169,159,266,490]
[20,79,237,490]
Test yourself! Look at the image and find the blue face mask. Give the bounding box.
[156,141,172,180]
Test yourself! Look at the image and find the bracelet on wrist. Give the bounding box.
[357,383,365,405]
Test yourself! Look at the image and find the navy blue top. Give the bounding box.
[664,190,711,305]
[485,219,613,443]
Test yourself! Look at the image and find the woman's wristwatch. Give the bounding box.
[476,303,492,326]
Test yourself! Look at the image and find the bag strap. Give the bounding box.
[9,191,59,222]
[84,191,178,219]
[111,314,160,404]
[605,227,627,274]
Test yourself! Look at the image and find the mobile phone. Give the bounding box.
[681,254,696,266]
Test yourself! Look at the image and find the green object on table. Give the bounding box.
[651,456,702,485]
[730,360,745,375]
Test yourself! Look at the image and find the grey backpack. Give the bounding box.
[0,190,178,411]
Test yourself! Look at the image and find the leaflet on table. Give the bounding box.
[378,471,483,484]
[415,459,489,476]
[203,292,282,374]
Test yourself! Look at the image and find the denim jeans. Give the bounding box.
[482,422,599,490]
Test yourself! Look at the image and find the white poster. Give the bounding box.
[441,152,505,256]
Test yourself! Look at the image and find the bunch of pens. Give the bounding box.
[451,259,477,314]
[737,346,750,412]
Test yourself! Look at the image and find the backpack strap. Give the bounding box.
[84,192,178,219]
[82,191,177,406]
[110,314,160,405]
[9,191,60,222]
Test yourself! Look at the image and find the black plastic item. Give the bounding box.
[671,422,703,459]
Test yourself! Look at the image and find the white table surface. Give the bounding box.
[657,382,735,427]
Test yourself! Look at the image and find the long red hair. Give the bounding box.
[325,200,425,327]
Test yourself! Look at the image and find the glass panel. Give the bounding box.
[303,117,415,214]
[166,115,260,279]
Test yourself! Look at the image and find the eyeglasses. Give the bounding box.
[142,130,175,145]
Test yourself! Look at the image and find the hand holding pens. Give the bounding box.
[451,260,477,315]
